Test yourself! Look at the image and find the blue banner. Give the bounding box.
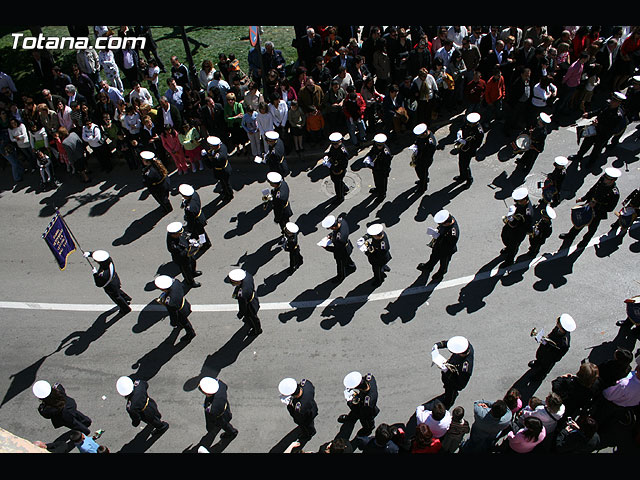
[42,213,76,270]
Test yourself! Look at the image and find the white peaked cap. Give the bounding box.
[285,222,299,234]
[140,150,155,160]
[447,336,469,354]
[179,184,194,196]
[92,250,110,262]
[367,224,383,236]
[206,136,221,146]
[612,91,627,101]
[373,133,387,143]
[265,131,279,140]
[322,215,336,228]
[329,132,343,142]
[228,269,246,282]
[605,167,621,179]
[199,377,219,395]
[559,313,576,332]
[545,205,557,219]
[413,123,427,135]
[466,112,481,123]
[434,210,450,224]
[554,156,569,166]
[167,222,183,233]
[343,371,363,389]
[154,275,174,290]
[512,187,529,201]
[116,376,134,396]
[267,171,282,184]
[539,112,552,124]
[32,380,51,399]
[278,378,298,396]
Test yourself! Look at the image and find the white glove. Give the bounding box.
[83,251,91,258]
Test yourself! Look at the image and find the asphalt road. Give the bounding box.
[0,104,639,454]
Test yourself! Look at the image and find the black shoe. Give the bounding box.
[431,271,445,281]
[383,265,390,272]
[152,422,169,435]
[119,305,132,315]
[616,319,629,327]
[453,175,462,182]
[190,281,201,288]
[181,332,196,342]
[528,361,537,369]
[220,429,238,439]
[193,270,202,277]
[417,263,432,272]
[250,327,263,336]
[337,414,350,424]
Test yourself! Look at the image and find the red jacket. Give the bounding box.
[483,75,505,105]
[343,92,366,120]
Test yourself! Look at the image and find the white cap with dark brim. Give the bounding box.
[447,336,469,354]
[179,184,194,197]
[512,187,529,201]
[206,136,221,146]
[343,371,363,389]
[140,151,155,160]
[154,275,174,290]
[466,112,481,124]
[199,377,219,395]
[367,224,383,236]
[167,222,183,233]
[92,250,110,262]
[329,132,343,142]
[278,378,298,396]
[32,380,51,399]
[285,222,299,234]
[559,313,576,332]
[545,205,557,219]
[413,123,427,135]
[322,215,337,228]
[373,133,387,143]
[434,210,450,224]
[267,172,283,184]
[554,156,569,166]
[605,167,621,179]
[116,376,134,396]
[265,131,279,140]
[228,269,246,282]
[539,112,552,124]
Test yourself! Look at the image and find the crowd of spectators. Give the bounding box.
[2,25,639,194]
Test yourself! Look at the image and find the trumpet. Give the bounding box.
[451,135,475,154]
[530,327,558,347]
[155,291,168,305]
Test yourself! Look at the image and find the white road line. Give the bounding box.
[1,225,635,313]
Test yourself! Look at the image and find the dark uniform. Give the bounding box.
[282,226,304,273]
[166,229,201,288]
[270,180,293,232]
[326,141,350,202]
[611,188,639,235]
[203,380,238,438]
[233,272,262,336]
[287,379,319,440]
[203,142,234,200]
[366,141,393,199]
[528,324,570,378]
[412,129,437,191]
[527,209,554,256]
[37,383,92,435]
[182,190,212,254]
[434,340,474,409]
[560,173,620,246]
[158,279,196,340]
[265,137,290,177]
[454,119,484,184]
[338,373,380,435]
[516,120,548,172]
[92,255,132,314]
[418,214,459,280]
[363,230,392,286]
[501,198,534,266]
[141,159,172,213]
[324,214,357,282]
[540,162,567,207]
[125,379,169,433]
[572,98,626,166]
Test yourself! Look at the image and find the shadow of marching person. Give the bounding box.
[380,270,435,325]
[445,254,507,317]
[413,180,469,224]
[117,423,166,453]
[129,327,189,382]
[223,202,271,240]
[319,277,378,330]
[269,427,307,453]
[57,307,128,356]
[111,205,169,246]
[532,244,584,292]
[278,277,342,325]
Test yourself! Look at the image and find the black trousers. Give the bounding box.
[288,247,303,271]
[104,285,131,310]
[457,151,473,181]
[372,171,389,197]
[330,173,347,201]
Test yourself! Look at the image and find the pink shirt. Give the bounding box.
[562,60,584,88]
[507,426,546,453]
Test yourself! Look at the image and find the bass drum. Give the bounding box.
[512,133,531,152]
[570,204,594,229]
[617,207,637,228]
